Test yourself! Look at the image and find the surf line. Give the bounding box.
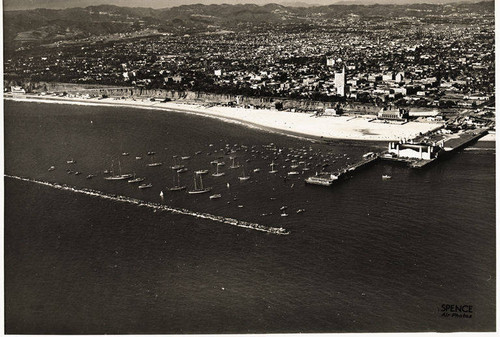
[5,174,290,236]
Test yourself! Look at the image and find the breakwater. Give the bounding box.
[5,174,290,236]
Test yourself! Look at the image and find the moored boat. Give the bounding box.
[138,183,153,189]
[188,173,212,194]
[269,161,278,174]
[170,170,186,191]
[128,176,145,183]
[239,167,250,181]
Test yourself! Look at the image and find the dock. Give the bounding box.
[305,152,379,186]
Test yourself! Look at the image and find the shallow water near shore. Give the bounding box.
[4,100,496,333]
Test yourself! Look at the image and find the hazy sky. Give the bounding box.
[3,0,481,10]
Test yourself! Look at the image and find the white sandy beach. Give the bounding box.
[6,95,449,142]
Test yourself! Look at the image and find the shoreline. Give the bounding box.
[4,94,492,143]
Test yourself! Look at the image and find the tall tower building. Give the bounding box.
[334,66,346,97]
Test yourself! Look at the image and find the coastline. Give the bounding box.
[4,94,483,143]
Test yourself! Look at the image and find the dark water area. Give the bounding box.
[4,100,496,333]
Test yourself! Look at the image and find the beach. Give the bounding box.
[5,94,447,142]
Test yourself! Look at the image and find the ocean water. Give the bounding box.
[4,100,496,333]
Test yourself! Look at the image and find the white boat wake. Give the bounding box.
[5,174,290,236]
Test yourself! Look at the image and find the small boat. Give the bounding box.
[287,171,300,176]
[210,160,219,165]
[280,206,288,211]
[86,174,94,179]
[128,176,145,183]
[147,155,162,167]
[229,157,240,169]
[104,160,133,180]
[67,170,73,174]
[382,175,392,179]
[195,151,202,155]
[253,168,261,173]
[160,191,164,197]
[281,213,289,217]
[138,183,153,189]
[48,166,55,171]
[181,156,191,160]
[122,152,129,156]
[170,171,186,191]
[195,170,209,175]
[74,171,81,175]
[296,209,306,214]
[239,167,250,181]
[135,156,142,160]
[212,163,225,177]
[147,151,156,156]
[188,173,212,194]
[177,167,188,173]
[105,173,133,181]
[209,194,222,200]
[66,159,76,164]
[269,161,278,174]
[103,169,109,174]
[171,156,185,170]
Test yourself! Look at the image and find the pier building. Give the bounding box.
[387,141,440,160]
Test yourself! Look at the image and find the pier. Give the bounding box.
[306,127,491,187]
[305,152,379,186]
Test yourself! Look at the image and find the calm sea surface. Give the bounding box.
[4,100,496,333]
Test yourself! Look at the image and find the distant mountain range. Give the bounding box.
[3,0,486,11]
[4,1,493,53]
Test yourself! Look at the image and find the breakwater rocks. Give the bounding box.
[5,174,290,236]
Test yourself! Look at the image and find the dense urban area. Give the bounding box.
[4,1,495,115]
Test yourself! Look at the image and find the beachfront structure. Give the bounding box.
[10,86,26,95]
[378,108,409,121]
[388,141,439,160]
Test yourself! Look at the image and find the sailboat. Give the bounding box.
[170,170,186,191]
[171,155,185,170]
[229,156,240,169]
[104,160,133,180]
[239,166,250,181]
[212,162,225,177]
[128,172,145,183]
[188,173,212,194]
[147,154,163,167]
[269,161,278,174]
